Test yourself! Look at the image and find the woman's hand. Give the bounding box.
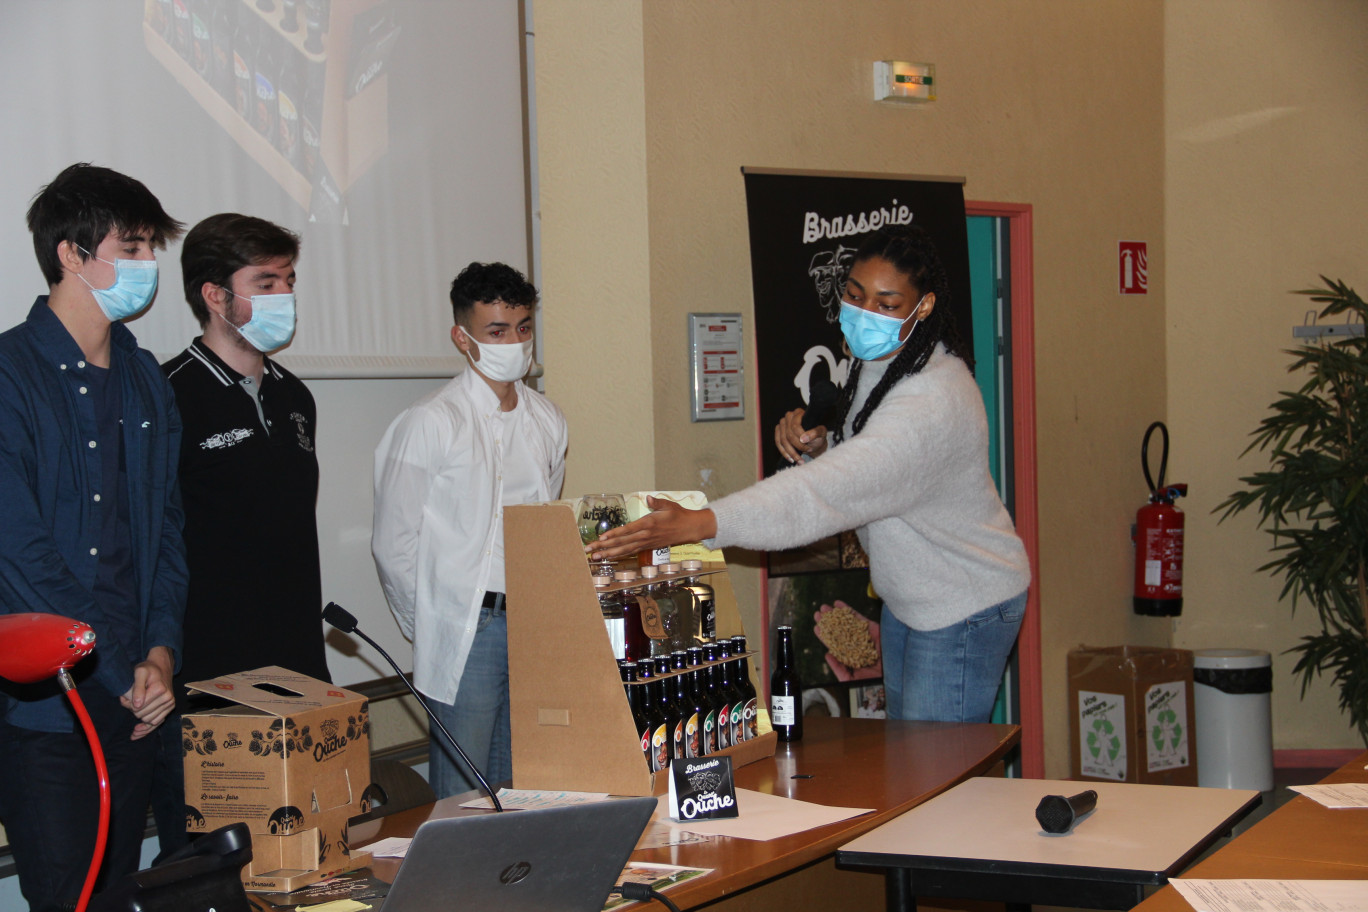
[774,408,829,464]
[587,496,718,561]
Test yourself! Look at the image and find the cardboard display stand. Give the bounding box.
[506,502,776,797]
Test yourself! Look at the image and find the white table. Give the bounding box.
[836,777,1260,911]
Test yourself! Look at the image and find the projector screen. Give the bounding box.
[0,0,529,375]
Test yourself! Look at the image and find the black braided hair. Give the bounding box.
[832,224,972,444]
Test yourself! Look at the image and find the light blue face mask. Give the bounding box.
[76,249,159,321]
[838,297,925,361]
[221,291,297,352]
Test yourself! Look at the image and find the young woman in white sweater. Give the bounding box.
[588,225,1030,723]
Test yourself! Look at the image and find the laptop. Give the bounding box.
[378,796,659,912]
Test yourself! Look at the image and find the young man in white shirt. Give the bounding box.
[372,262,567,797]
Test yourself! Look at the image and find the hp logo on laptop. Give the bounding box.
[499,861,533,885]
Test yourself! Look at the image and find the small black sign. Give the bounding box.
[668,756,739,822]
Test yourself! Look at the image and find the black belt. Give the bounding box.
[481,591,506,613]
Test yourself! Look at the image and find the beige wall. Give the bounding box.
[1166,0,1368,751]
[537,0,1367,773]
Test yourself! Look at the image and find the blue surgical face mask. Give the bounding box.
[220,291,297,352]
[76,248,159,321]
[838,297,925,361]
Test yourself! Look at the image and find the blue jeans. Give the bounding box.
[428,608,511,799]
[881,590,1027,723]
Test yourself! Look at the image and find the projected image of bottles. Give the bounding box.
[577,494,626,575]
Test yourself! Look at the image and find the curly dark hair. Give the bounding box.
[832,224,971,443]
[449,262,538,327]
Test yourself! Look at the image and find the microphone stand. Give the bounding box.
[322,604,504,812]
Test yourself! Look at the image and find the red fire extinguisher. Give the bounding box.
[1133,421,1187,616]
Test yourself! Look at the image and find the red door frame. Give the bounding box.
[966,200,1043,778]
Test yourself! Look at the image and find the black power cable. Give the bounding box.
[609,882,683,912]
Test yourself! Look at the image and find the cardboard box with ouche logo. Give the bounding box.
[182,666,373,892]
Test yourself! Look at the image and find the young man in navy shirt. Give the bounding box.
[154,214,329,855]
[0,163,187,912]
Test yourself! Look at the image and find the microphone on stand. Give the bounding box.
[322,603,504,812]
[1035,789,1098,834]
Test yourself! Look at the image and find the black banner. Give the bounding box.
[742,171,971,481]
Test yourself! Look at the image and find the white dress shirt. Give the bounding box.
[371,367,568,704]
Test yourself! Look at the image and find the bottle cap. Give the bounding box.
[659,562,681,574]
[640,565,659,579]
[681,559,704,572]
[614,569,640,582]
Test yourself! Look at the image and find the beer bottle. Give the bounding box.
[621,659,652,771]
[730,635,759,742]
[683,646,706,758]
[701,643,722,755]
[669,651,689,760]
[680,560,716,643]
[770,626,803,742]
[714,640,736,749]
[232,5,255,121]
[636,660,669,773]
[652,656,679,761]
[252,21,278,139]
[597,573,624,660]
[614,569,647,663]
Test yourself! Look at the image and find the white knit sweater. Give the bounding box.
[708,345,1029,631]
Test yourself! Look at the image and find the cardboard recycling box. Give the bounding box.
[1068,646,1198,786]
[183,666,373,892]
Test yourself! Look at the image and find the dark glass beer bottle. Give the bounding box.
[731,635,758,742]
[636,660,669,773]
[770,626,803,742]
[683,646,706,758]
[669,651,689,759]
[701,643,722,755]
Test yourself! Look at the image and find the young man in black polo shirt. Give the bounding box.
[154,213,329,856]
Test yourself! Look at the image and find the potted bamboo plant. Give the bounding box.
[1218,277,1368,742]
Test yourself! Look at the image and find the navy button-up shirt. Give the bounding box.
[0,298,187,731]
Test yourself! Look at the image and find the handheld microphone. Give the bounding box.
[800,378,839,431]
[1035,789,1098,834]
[322,603,504,812]
[0,613,96,683]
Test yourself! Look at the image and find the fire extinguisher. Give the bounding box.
[1133,421,1188,616]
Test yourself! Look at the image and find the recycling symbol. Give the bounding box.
[1086,717,1121,763]
[1151,708,1182,753]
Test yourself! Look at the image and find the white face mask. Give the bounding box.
[461,330,534,382]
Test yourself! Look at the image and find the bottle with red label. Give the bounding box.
[635,659,669,773]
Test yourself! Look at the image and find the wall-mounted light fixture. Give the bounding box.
[874,61,935,104]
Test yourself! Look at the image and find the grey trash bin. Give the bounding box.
[1193,649,1273,791]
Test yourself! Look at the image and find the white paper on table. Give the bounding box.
[1287,783,1368,808]
[1171,879,1368,912]
[458,788,612,810]
[654,788,872,841]
[364,836,413,858]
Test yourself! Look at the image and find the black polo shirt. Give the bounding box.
[163,339,330,697]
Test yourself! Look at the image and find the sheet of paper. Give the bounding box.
[602,862,712,910]
[458,788,611,810]
[296,902,371,912]
[1171,879,1368,912]
[1287,783,1368,808]
[363,836,412,858]
[655,788,872,841]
